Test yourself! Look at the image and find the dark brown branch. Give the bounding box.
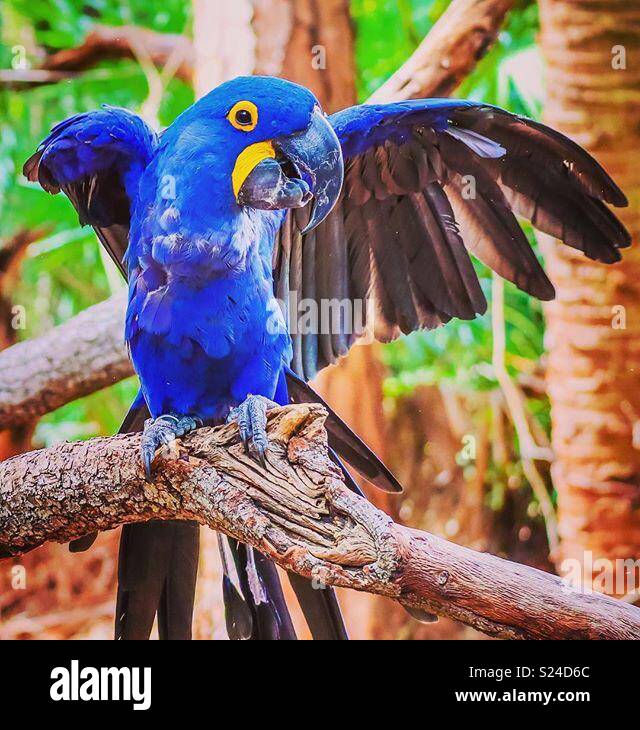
[42,25,194,81]
[1,404,638,640]
[1,25,194,89]
[0,292,132,428]
[0,228,49,284]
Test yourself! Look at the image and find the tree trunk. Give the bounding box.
[252,0,357,112]
[539,0,640,594]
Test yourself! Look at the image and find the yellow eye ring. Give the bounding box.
[228,101,258,132]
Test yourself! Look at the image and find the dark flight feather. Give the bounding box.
[115,519,199,640]
[438,134,555,300]
[273,100,629,381]
[288,573,348,641]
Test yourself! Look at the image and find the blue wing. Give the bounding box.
[24,106,157,275]
[274,99,629,380]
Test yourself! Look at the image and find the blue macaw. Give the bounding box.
[26,75,629,641]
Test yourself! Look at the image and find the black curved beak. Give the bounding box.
[238,107,344,233]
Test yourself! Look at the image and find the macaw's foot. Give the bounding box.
[226,395,278,466]
[141,414,202,479]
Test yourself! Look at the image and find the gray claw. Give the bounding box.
[255,444,267,469]
[143,442,154,481]
[227,395,277,465]
[141,414,200,479]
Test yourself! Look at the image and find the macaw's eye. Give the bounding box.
[236,109,252,126]
[228,101,258,132]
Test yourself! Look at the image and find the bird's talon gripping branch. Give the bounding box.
[141,414,201,479]
[227,395,278,466]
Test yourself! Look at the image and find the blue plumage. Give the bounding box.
[125,218,291,419]
[32,106,157,227]
[25,76,629,470]
[329,99,474,157]
[123,79,319,419]
[27,79,494,432]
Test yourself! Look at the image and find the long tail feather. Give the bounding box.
[288,572,349,640]
[218,533,254,640]
[115,519,199,640]
[228,539,298,640]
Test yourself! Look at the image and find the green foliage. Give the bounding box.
[351,0,446,99]
[10,0,190,50]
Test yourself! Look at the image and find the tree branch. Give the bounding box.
[43,25,194,80]
[1,404,638,640]
[1,25,195,89]
[0,291,131,428]
[368,0,515,102]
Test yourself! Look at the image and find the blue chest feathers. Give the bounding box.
[126,191,291,420]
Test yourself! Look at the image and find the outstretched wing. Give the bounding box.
[23,106,157,276]
[274,99,630,381]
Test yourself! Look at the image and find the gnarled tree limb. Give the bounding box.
[1,404,638,640]
[42,25,194,81]
[0,25,194,89]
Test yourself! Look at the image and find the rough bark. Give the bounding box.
[1,403,638,639]
[539,0,640,591]
[0,291,131,429]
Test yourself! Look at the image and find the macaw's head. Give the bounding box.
[171,76,343,232]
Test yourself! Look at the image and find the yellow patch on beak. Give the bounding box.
[232,141,276,200]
